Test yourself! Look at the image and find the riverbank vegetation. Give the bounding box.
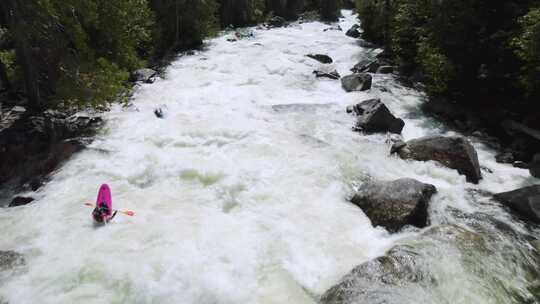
[355,0,540,123]
[0,0,340,111]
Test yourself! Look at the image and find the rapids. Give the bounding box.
[1,10,539,304]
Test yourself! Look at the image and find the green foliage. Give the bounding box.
[356,0,539,104]
[416,37,455,96]
[355,0,385,43]
[55,58,130,108]
[513,7,540,97]
[150,0,219,55]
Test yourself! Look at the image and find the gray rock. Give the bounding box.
[306,54,333,64]
[493,185,540,223]
[321,224,484,304]
[0,251,24,271]
[350,99,404,134]
[345,24,361,38]
[392,136,482,183]
[313,70,340,80]
[530,153,540,178]
[495,152,514,164]
[9,196,34,207]
[350,60,379,73]
[376,66,394,74]
[351,178,437,232]
[131,68,157,83]
[513,161,529,169]
[341,73,372,92]
[267,16,287,28]
[11,106,26,113]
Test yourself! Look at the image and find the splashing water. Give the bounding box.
[1,10,539,304]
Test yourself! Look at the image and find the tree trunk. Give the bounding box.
[0,58,10,91]
[1,0,41,108]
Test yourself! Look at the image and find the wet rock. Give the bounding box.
[530,154,540,178]
[306,54,333,64]
[267,16,287,28]
[313,70,340,80]
[392,136,482,183]
[154,108,164,118]
[390,140,406,154]
[321,224,484,304]
[351,178,437,232]
[0,251,24,271]
[341,73,372,92]
[345,24,361,38]
[350,99,404,134]
[513,161,529,169]
[376,66,394,74]
[0,109,97,191]
[8,196,34,207]
[350,59,378,73]
[131,68,157,83]
[496,152,515,164]
[494,185,540,223]
[324,25,342,31]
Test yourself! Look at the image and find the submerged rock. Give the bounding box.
[341,73,372,92]
[131,68,157,83]
[306,54,333,64]
[349,99,404,134]
[345,24,361,38]
[321,224,484,304]
[8,196,34,207]
[392,136,482,183]
[530,154,540,178]
[324,25,342,32]
[154,108,165,118]
[0,251,24,271]
[493,185,540,223]
[313,70,340,80]
[351,178,437,232]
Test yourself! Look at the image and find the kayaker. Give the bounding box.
[92,202,117,223]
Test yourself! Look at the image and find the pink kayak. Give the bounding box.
[93,184,113,222]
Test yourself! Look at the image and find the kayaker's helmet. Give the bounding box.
[92,203,110,223]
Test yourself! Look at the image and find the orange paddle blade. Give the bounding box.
[84,203,94,207]
[121,210,135,216]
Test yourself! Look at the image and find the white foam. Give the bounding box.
[0,10,535,304]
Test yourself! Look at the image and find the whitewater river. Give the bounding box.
[1,10,539,304]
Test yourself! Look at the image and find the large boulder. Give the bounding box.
[130,68,157,83]
[0,251,24,271]
[391,136,482,183]
[341,73,372,92]
[348,99,404,134]
[351,178,437,232]
[530,153,540,178]
[345,24,361,38]
[306,54,333,64]
[0,110,99,191]
[493,185,540,223]
[321,225,485,304]
[350,60,379,73]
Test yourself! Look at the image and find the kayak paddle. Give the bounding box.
[84,203,135,216]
